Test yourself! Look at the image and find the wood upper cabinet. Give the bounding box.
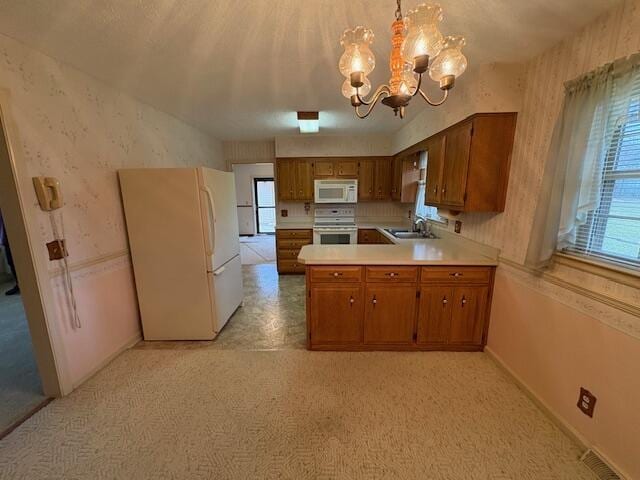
[374,157,392,200]
[425,134,445,204]
[314,159,334,177]
[391,153,421,203]
[364,284,416,344]
[309,284,363,344]
[358,159,376,201]
[421,112,517,212]
[335,159,358,177]
[295,159,314,201]
[276,159,296,201]
[391,157,403,201]
[276,158,313,202]
[441,121,472,207]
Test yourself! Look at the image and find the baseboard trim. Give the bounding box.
[484,346,588,450]
[0,397,53,440]
[71,332,141,390]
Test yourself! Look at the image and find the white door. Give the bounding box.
[198,168,241,270]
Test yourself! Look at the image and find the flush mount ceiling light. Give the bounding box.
[339,0,468,119]
[297,111,319,133]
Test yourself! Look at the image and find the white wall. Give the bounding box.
[0,33,224,392]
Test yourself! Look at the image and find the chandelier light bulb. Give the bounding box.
[402,3,444,61]
[339,27,376,77]
[342,77,372,98]
[429,35,467,82]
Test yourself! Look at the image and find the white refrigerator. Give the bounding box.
[119,167,243,340]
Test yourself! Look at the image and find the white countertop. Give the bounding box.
[298,241,497,266]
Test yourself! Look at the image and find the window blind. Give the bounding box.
[564,69,640,268]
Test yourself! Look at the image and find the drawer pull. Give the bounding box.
[333,272,343,277]
[442,297,448,305]
[385,272,398,277]
[449,272,463,278]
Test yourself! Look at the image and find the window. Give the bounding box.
[564,73,640,268]
[414,150,446,223]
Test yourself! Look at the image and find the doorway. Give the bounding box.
[0,93,61,436]
[254,178,275,234]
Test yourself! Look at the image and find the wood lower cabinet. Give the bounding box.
[358,228,395,245]
[306,264,495,350]
[276,229,312,274]
[364,284,416,344]
[309,284,363,345]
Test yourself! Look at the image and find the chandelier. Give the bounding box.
[339,0,468,119]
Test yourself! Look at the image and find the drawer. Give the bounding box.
[276,229,312,240]
[277,249,302,260]
[366,266,419,282]
[421,266,492,284]
[278,259,305,274]
[277,238,312,249]
[309,266,363,283]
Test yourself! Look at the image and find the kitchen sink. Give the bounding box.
[385,229,439,240]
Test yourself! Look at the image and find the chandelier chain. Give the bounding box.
[395,0,402,20]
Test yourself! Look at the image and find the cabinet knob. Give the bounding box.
[349,296,355,305]
[461,296,467,306]
[386,272,398,277]
[372,295,377,305]
[442,297,448,305]
[433,185,438,194]
[449,272,462,278]
[333,272,343,277]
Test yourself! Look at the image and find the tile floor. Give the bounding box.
[239,235,276,265]
[136,264,307,351]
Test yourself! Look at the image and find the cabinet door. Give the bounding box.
[310,284,363,344]
[425,135,445,205]
[276,159,296,201]
[390,157,403,201]
[374,158,392,200]
[295,159,314,201]
[400,155,420,203]
[416,286,452,345]
[364,285,416,344]
[314,159,334,177]
[449,286,487,345]
[336,159,358,177]
[441,122,472,207]
[358,159,376,201]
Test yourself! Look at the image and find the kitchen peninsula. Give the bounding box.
[298,228,497,352]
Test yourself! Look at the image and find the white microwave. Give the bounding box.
[314,179,358,204]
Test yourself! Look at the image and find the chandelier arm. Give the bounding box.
[354,86,391,118]
[409,73,424,98]
[356,84,391,106]
[417,87,450,106]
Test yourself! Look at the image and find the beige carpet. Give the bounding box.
[0,349,594,479]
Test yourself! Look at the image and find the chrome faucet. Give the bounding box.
[413,216,428,237]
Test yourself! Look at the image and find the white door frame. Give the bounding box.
[0,89,70,397]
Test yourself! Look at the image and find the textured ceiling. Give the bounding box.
[0,0,619,140]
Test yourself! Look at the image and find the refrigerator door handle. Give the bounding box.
[213,266,226,276]
[200,186,216,255]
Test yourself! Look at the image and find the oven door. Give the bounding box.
[313,228,357,245]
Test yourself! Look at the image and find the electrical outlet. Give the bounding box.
[46,239,67,260]
[577,387,596,417]
[454,220,462,233]
[281,209,288,217]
